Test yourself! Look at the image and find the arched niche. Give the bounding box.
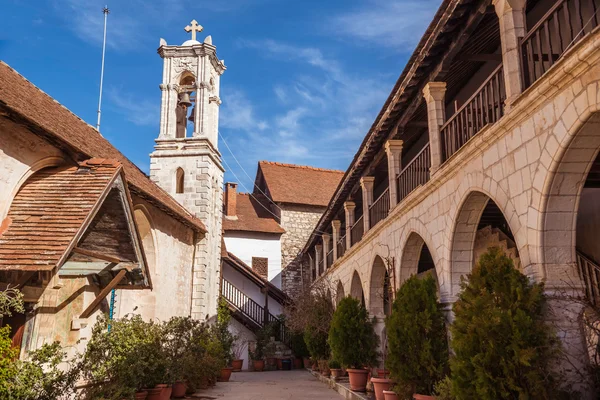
[350,270,365,307]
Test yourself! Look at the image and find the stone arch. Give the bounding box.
[350,270,365,306]
[335,280,345,305]
[175,167,184,194]
[368,255,391,317]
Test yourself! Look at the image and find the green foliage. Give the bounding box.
[214,298,236,366]
[328,359,341,369]
[304,325,330,360]
[328,296,378,368]
[289,330,309,358]
[162,316,198,383]
[434,377,455,400]
[386,274,448,396]
[0,287,24,318]
[250,323,275,361]
[0,326,19,397]
[450,247,560,399]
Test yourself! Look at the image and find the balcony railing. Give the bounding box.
[369,187,390,228]
[326,249,333,268]
[337,235,346,259]
[397,143,431,203]
[221,278,265,326]
[577,250,600,307]
[351,216,364,246]
[441,65,505,161]
[522,0,600,89]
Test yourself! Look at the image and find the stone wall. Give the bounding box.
[279,204,325,295]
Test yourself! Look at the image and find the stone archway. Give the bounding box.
[335,280,345,305]
[399,232,436,284]
[369,256,391,317]
[350,270,365,306]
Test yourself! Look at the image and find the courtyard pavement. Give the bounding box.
[195,370,342,399]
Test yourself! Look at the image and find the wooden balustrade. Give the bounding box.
[397,144,431,203]
[351,216,364,246]
[221,278,264,326]
[337,235,346,259]
[369,187,390,228]
[268,312,291,346]
[440,65,505,161]
[522,0,600,89]
[577,250,600,307]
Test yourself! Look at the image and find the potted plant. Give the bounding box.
[386,275,448,399]
[231,339,247,372]
[289,330,309,369]
[249,324,272,372]
[318,359,330,376]
[215,299,236,382]
[329,359,343,380]
[371,330,391,400]
[382,390,400,400]
[329,296,379,392]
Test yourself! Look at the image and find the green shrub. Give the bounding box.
[214,298,236,366]
[304,325,330,360]
[386,274,448,396]
[328,359,341,369]
[450,247,560,399]
[162,316,197,383]
[182,320,224,391]
[289,330,309,358]
[249,323,274,361]
[0,326,18,397]
[328,296,378,368]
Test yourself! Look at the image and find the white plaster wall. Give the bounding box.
[222,263,283,317]
[229,318,255,370]
[224,233,282,288]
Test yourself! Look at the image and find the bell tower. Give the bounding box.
[149,20,226,320]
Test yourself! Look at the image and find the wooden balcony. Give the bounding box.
[441,65,506,162]
[351,216,364,246]
[522,0,600,89]
[397,143,431,204]
[369,187,390,229]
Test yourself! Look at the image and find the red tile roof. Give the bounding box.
[257,161,344,207]
[0,62,206,233]
[0,159,121,271]
[222,193,284,234]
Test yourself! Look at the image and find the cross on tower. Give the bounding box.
[184,20,203,41]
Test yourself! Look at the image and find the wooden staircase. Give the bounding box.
[577,250,600,308]
[474,225,521,269]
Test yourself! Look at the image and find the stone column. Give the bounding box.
[315,244,322,276]
[344,201,356,250]
[493,0,526,108]
[332,220,341,261]
[322,234,331,270]
[385,140,403,208]
[360,177,375,233]
[423,82,447,175]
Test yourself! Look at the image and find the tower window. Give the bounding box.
[176,168,184,194]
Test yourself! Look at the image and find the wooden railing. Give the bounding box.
[326,249,333,268]
[577,250,600,307]
[268,313,291,347]
[369,187,390,228]
[337,235,346,259]
[440,65,505,161]
[397,144,431,203]
[221,278,264,327]
[351,216,364,246]
[522,0,600,89]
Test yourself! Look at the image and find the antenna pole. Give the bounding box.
[96,6,110,132]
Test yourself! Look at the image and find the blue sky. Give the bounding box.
[2,0,439,191]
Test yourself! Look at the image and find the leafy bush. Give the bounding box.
[450,247,560,399]
[304,325,330,360]
[249,323,275,361]
[328,359,341,369]
[0,287,24,318]
[162,316,197,383]
[328,296,378,368]
[214,298,236,366]
[0,326,18,396]
[386,274,448,396]
[289,330,309,358]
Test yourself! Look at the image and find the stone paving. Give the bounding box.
[196,370,342,399]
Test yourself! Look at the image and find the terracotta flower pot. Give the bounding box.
[303,357,311,368]
[377,368,390,378]
[347,368,369,392]
[371,378,392,400]
[293,357,303,369]
[160,385,172,400]
[171,381,187,398]
[383,390,400,400]
[219,367,233,382]
[413,395,436,400]
[232,359,243,372]
[145,388,162,400]
[330,368,343,381]
[277,358,283,370]
[134,391,148,400]
[253,359,265,372]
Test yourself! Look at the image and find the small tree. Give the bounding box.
[386,274,448,396]
[329,296,378,369]
[214,298,236,367]
[304,325,330,361]
[450,247,560,399]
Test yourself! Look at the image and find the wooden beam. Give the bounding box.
[72,247,123,264]
[79,269,126,319]
[16,271,36,289]
[456,53,503,62]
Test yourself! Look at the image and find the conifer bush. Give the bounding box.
[328,296,378,368]
[450,247,560,399]
[385,274,448,396]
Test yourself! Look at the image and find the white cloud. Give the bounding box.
[106,87,159,126]
[220,88,269,132]
[329,0,439,50]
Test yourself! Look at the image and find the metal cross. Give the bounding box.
[184,20,203,41]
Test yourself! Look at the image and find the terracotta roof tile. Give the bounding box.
[0,62,206,233]
[222,193,284,234]
[0,162,121,271]
[257,161,344,207]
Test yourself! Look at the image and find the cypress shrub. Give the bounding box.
[450,247,559,399]
[386,274,448,396]
[328,296,378,368]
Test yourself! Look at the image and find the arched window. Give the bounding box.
[175,168,184,194]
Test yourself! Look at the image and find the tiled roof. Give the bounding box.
[222,193,285,234]
[0,62,206,233]
[257,161,344,207]
[0,159,121,271]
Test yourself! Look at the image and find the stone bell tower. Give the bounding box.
[149,20,226,320]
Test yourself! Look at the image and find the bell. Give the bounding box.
[188,106,196,122]
[178,92,192,107]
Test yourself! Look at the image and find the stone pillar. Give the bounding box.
[385,140,403,208]
[315,244,322,276]
[322,234,331,270]
[332,220,341,261]
[360,177,375,232]
[423,82,447,175]
[493,0,526,107]
[344,202,356,250]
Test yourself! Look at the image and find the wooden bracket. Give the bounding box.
[79,269,126,319]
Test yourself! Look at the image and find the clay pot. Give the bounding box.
[145,388,162,400]
[330,368,343,381]
[413,395,436,400]
[371,378,392,400]
[383,390,400,400]
[293,357,303,369]
[253,359,265,372]
[134,391,148,400]
[160,385,172,400]
[318,360,330,377]
[231,359,243,372]
[347,368,369,392]
[277,358,283,370]
[219,367,233,382]
[377,368,391,379]
[303,357,311,368]
[171,381,187,398]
